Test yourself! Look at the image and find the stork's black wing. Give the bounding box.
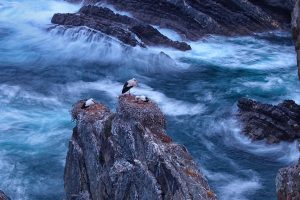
[122,82,132,94]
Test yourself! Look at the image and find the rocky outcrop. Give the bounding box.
[51,5,191,51]
[52,0,295,50]
[276,158,300,200]
[0,191,10,200]
[68,0,294,38]
[237,98,300,143]
[292,0,300,79]
[65,95,217,200]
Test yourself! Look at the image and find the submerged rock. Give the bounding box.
[65,95,217,200]
[237,98,300,143]
[0,191,10,200]
[276,159,300,200]
[51,5,191,51]
[292,0,300,79]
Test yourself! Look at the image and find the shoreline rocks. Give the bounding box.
[237,98,300,144]
[276,158,300,200]
[65,95,217,200]
[292,0,300,79]
[51,0,295,50]
[0,191,10,200]
[67,0,294,38]
[51,5,191,51]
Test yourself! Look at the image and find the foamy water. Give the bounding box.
[0,0,299,200]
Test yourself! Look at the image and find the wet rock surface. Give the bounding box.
[237,98,300,143]
[276,158,300,200]
[0,191,10,200]
[52,0,295,50]
[67,0,293,38]
[51,5,191,51]
[292,0,300,79]
[65,95,217,200]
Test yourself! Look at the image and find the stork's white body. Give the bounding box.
[85,98,95,107]
[135,95,149,102]
[82,98,96,109]
[122,78,138,94]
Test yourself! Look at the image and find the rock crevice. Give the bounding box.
[65,96,217,200]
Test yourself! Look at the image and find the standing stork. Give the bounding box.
[122,78,138,95]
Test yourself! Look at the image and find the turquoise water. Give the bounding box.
[0,1,300,199]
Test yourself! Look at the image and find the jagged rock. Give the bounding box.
[237,98,300,143]
[276,158,300,200]
[292,0,300,79]
[68,0,294,40]
[0,191,10,200]
[51,5,191,51]
[65,95,217,200]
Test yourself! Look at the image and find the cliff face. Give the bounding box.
[276,159,300,200]
[0,191,10,200]
[237,98,300,144]
[65,95,217,200]
[51,0,294,50]
[292,0,300,79]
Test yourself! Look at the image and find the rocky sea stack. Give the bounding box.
[237,98,300,144]
[65,95,217,200]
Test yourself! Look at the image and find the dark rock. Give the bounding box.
[0,191,10,200]
[237,98,300,143]
[65,95,217,200]
[55,0,295,50]
[74,0,294,39]
[276,158,300,200]
[292,0,300,79]
[51,5,191,51]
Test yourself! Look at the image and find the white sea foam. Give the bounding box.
[0,84,62,106]
[203,168,261,200]
[221,118,300,164]
[95,2,133,17]
[0,151,28,200]
[165,35,296,70]
[154,26,182,41]
[66,79,204,116]
[243,77,284,91]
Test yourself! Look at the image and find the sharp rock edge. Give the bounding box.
[65,95,217,200]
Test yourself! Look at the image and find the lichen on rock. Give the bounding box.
[64,95,217,200]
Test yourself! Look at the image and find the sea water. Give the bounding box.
[0,1,300,199]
